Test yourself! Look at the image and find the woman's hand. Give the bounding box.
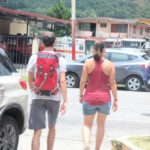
[79,96,83,104]
[112,100,118,112]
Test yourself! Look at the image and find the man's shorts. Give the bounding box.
[29,99,60,130]
[83,100,111,115]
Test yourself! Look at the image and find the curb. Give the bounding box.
[111,137,143,150]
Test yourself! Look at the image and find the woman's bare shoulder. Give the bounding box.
[104,59,114,67]
[85,58,93,64]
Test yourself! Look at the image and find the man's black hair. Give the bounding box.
[43,32,56,47]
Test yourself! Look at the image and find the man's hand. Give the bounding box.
[60,101,68,115]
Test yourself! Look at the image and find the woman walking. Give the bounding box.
[79,41,118,150]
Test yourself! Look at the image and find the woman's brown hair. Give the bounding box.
[93,41,105,62]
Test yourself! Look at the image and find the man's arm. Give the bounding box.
[27,55,37,90]
[28,71,34,90]
[59,72,68,115]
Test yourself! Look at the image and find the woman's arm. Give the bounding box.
[109,63,118,112]
[79,61,88,103]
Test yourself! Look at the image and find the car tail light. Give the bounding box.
[19,78,27,90]
[141,63,149,69]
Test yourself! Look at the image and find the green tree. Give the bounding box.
[47,0,71,37]
[1,0,150,20]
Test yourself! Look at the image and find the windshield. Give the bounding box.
[78,55,93,63]
[0,52,16,76]
[142,54,150,60]
[121,41,141,48]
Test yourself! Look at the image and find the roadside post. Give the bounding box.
[72,0,76,60]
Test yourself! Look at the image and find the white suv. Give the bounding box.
[0,48,28,150]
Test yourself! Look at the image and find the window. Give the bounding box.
[79,23,90,31]
[79,45,84,51]
[105,42,114,48]
[133,25,136,34]
[104,52,110,60]
[128,55,137,60]
[111,24,128,33]
[100,23,107,28]
[110,53,129,62]
[145,28,150,33]
[140,28,143,35]
[80,55,93,63]
[142,54,150,60]
[122,41,140,48]
[0,53,16,76]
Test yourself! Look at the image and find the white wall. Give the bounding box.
[10,21,27,35]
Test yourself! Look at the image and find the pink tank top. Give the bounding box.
[84,59,111,105]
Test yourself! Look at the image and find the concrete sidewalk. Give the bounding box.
[18,89,112,150]
[18,133,111,150]
[18,122,112,150]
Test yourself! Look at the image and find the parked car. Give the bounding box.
[0,48,28,150]
[66,49,150,91]
[108,47,144,53]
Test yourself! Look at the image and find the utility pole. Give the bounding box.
[72,0,76,60]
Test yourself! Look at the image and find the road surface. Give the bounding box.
[18,88,150,150]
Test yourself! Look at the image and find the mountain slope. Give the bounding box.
[0,0,150,19]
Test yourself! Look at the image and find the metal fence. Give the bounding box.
[0,34,34,75]
[0,35,86,76]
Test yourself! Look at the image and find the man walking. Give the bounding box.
[27,32,68,150]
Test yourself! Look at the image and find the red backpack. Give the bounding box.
[34,51,59,96]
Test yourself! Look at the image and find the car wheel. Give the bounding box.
[125,76,142,91]
[0,115,19,150]
[66,73,79,88]
[144,81,150,92]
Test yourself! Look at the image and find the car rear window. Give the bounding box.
[0,53,16,76]
[128,55,138,60]
[142,54,150,60]
[80,55,93,63]
[104,52,110,59]
[110,53,129,62]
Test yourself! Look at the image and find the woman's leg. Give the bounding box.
[95,112,107,150]
[82,114,95,149]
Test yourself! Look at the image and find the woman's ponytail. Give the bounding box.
[93,41,105,62]
[94,53,101,62]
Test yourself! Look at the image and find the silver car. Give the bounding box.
[66,49,150,91]
[0,48,28,150]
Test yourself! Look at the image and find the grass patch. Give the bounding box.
[117,84,125,87]
[22,75,28,82]
[128,136,150,150]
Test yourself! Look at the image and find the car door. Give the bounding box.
[0,50,17,102]
[110,52,130,83]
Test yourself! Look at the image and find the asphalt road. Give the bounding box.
[18,88,150,150]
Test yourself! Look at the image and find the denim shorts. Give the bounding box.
[83,100,111,115]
